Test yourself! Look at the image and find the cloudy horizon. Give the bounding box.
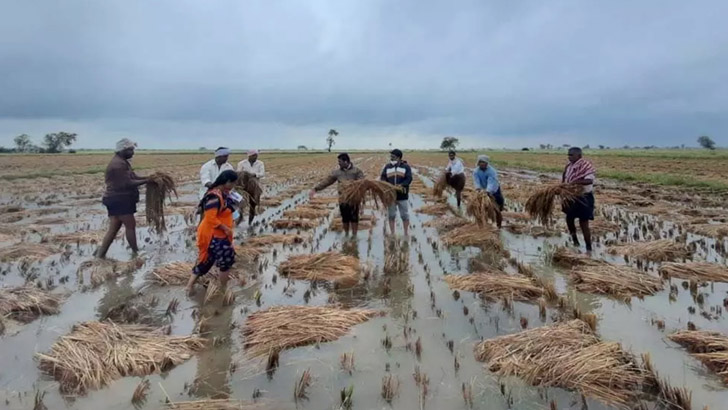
[1,0,726,150]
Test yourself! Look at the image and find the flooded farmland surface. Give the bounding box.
[0,152,727,410]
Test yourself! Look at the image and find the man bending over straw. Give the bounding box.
[381,149,413,236]
[473,155,504,228]
[445,150,467,208]
[237,149,265,225]
[562,147,596,252]
[97,138,148,258]
[310,153,365,236]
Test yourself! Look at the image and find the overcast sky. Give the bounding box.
[1,0,726,150]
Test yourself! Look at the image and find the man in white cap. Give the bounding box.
[97,138,148,258]
[473,154,504,228]
[237,149,265,224]
[199,147,234,199]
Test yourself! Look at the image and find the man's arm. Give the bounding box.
[201,163,213,188]
[401,165,413,186]
[257,162,265,178]
[354,168,365,180]
[473,170,483,190]
[486,169,499,194]
[380,166,388,182]
[313,171,338,192]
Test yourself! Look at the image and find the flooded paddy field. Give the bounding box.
[1,151,727,410]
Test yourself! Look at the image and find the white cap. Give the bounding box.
[477,154,490,163]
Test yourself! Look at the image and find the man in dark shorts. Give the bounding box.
[562,147,596,252]
[310,153,365,237]
[96,138,148,258]
[445,150,466,208]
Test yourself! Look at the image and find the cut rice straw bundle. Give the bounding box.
[279,252,360,286]
[309,197,339,206]
[0,243,59,263]
[668,330,728,384]
[505,224,560,238]
[50,231,106,244]
[659,262,728,283]
[244,233,307,247]
[570,265,664,299]
[607,240,690,262]
[475,320,656,409]
[340,179,400,208]
[145,172,178,232]
[236,171,263,205]
[416,203,451,216]
[524,183,581,225]
[242,305,378,357]
[272,219,317,230]
[432,173,448,197]
[551,247,605,268]
[444,272,550,302]
[423,216,469,231]
[283,208,330,219]
[147,262,194,286]
[36,321,205,394]
[77,258,144,289]
[441,223,503,252]
[590,219,620,236]
[330,219,372,232]
[166,400,270,410]
[466,191,501,227]
[0,286,63,322]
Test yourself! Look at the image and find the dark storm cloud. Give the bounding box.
[0,0,726,148]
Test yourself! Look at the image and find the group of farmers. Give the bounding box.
[96,139,596,295]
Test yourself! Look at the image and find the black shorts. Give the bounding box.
[446,173,466,191]
[102,196,137,217]
[563,192,595,221]
[339,203,360,224]
[492,188,505,211]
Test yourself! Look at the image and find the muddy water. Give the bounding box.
[1,168,727,410]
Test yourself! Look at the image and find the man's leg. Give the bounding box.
[351,222,359,236]
[496,211,503,229]
[119,214,139,254]
[343,222,350,236]
[248,201,256,225]
[456,190,462,208]
[97,216,123,258]
[400,201,410,236]
[387,204,397,235]
[566,216,579,246]
[579,219,592,252]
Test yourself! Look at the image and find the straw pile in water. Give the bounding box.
[242,305,378,357]
[466,191,501,227]
[340,179,399,208]
[441,223,503,252]
[551,247,605,268]
[145,172,178,232]
[668,330,728,384]
[505,224,559,238]
[607,240,690,262]
[688,223,728,239]
[417,203,451,216]
[445,272,552,302]
[244,233,307,247]
[330,218,372,232]
[147,262,194,286]
[272,219,317,230]
[590,219,621,236]
[659,262,728,283]
[475,320,655,408]
[524,184,581,225]
[384,239,409,274]
[309,197,339,206]
[0,243,58,263]
[51,230,107,245]
[166,400,269,410]
[283,208,330,219]
[423,216,469,231]
[0,286,63,322]
[570,265,664,299]
[502,212,531,221]
[279,252,360,286]
[77,258,144,289]
[432,173,448,197]
[36,321,205,394]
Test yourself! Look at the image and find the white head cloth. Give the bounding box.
[115,138,136,153]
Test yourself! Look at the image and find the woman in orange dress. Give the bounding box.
[186,170,239,295]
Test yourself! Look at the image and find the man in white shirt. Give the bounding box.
[445,150,466,208]
[199,147,234,199]
[237,149,265,224]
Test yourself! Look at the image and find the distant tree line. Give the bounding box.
[0,132,77,153]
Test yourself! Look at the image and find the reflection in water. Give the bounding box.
[96,274,136,319]
[191,295,234,399]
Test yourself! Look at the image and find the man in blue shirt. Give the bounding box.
[472,154,504,228]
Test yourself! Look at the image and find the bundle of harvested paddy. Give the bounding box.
[668,330,728,384]
[36,321,205,394]
[261,198,283,207]
[659,262,728,283]
[0,243,58,263]
[166,400,269,410]
[607,240,689,262]
[147,262,194,286]
[505,224,560,238]
[279,252,360,286]
[590,219,620,236]
[330,219,372,232]
[145,172,178,232]
[551,247,604,268]
[441,223,504,252]
[244,233,307,247]
[340,179,399,208]
[432,173,448,197]
[237,245,264,262]
[283,208,330,219]
[77,258,144,288]
[309,197,339,206]
[423,216,469,231]
[570,265,664,298]
[242,305,378,357]
[502,211,530,221]
[524,184,581,225]
[416,203,451,216]
[466,191,501,227]
[50,230,106,244]
[445,272,550,302]
[475,320,655,408]
[0,286,63,322]
[272,219,317,230]
[236,171,263,205]
[688,223,728,239]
